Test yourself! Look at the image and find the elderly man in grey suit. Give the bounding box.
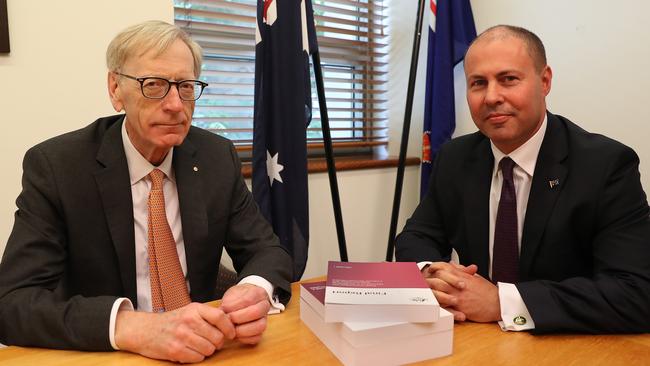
[0,21,292,363]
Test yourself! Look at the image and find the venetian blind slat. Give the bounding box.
[174,0,388,154]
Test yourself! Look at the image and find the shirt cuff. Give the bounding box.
[417,261,433,271]
[109,297,134,350]
[238,275,285,314]
[497,282,535,331]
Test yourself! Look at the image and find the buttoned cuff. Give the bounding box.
[109,298,134,350]
[497,282,535,331]
[239,275,285,314]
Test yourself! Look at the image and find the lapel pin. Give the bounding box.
[193,166,199,172]
[549,179,560,189]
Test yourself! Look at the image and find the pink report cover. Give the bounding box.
[324,261,439,323]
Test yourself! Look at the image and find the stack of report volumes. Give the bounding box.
[324,261,439,323]
[299,261,453,366]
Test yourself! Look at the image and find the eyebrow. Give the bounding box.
[496,69,521,76]
[467,69,522,79]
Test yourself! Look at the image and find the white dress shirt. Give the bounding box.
[108,119,282,349]
[490,116,547,331]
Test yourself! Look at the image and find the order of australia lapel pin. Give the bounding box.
[549,178,560,189]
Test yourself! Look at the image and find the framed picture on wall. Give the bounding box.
[0,0,9,53]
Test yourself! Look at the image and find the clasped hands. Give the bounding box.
[423,262,501,323]
[115,283,271,363]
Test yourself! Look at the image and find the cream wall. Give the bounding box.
[0,0,173,255]
[300,167,420,278]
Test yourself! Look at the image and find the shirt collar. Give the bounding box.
[121,117,175,185]
[490,114,548,177]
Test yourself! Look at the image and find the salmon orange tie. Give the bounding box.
[147,169,191,312]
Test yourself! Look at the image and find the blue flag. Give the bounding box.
[421,0,476,198]
[252,0,317,280]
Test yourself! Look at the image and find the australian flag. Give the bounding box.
[421,0,476,198]
[252,0,317,280]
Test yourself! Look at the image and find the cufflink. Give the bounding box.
[513,315,527,325]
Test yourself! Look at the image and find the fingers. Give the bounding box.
[225,299,270,345]
[180,331,218,359]
[221,284,268,314]
[425,277,456,294]
[426,277,460,308]
[423,263,500,323]
[218,285,272,346]
[115,308,224,364]
[165,305,230,360]
[427,262,469,290]
[466,264,478,274]
[435,270,467,290]
[236,335,263,345]
[423,262,475,279]
[227,298,271,325]
[431,289,458,307]
[233,316,267,343]
[197,304,236,340]
[220,284,272,344]
[444,307,467,322]
[451,263,479,275]
[166,341,207,364]
[189,315,228,351]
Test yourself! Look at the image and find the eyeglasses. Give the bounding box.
[114,72,208,101]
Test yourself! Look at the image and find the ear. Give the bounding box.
[107,71,124,112]
[540,65,552,96]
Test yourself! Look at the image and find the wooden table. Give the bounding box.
[1,279,649,365]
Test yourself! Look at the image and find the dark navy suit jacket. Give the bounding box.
[396,112,650,333]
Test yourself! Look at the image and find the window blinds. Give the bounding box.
[174,0,388,156]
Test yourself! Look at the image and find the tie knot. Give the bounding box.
[149,169,165,190]
[499,157,516,181]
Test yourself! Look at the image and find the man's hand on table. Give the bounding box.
[114,302,236,363]
[220,283,272,345]
[114,283,271,363]
[423,262,501,323]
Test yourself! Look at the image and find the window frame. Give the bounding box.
[174,0,388,161]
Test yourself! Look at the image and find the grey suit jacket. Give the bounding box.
[0,114,292,350]
[396,112,650,333]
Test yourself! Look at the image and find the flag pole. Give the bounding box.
[385,0,427,261]
[312,50,349,262]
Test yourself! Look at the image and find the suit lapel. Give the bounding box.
[93,116,138,304]
[519,113,568,279]
[463,137,493,278]
[173,135,209,300]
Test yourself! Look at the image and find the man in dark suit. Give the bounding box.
[396,25,650,333]
[0,21,292,362]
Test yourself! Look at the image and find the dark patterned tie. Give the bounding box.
[492,157,519,284]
